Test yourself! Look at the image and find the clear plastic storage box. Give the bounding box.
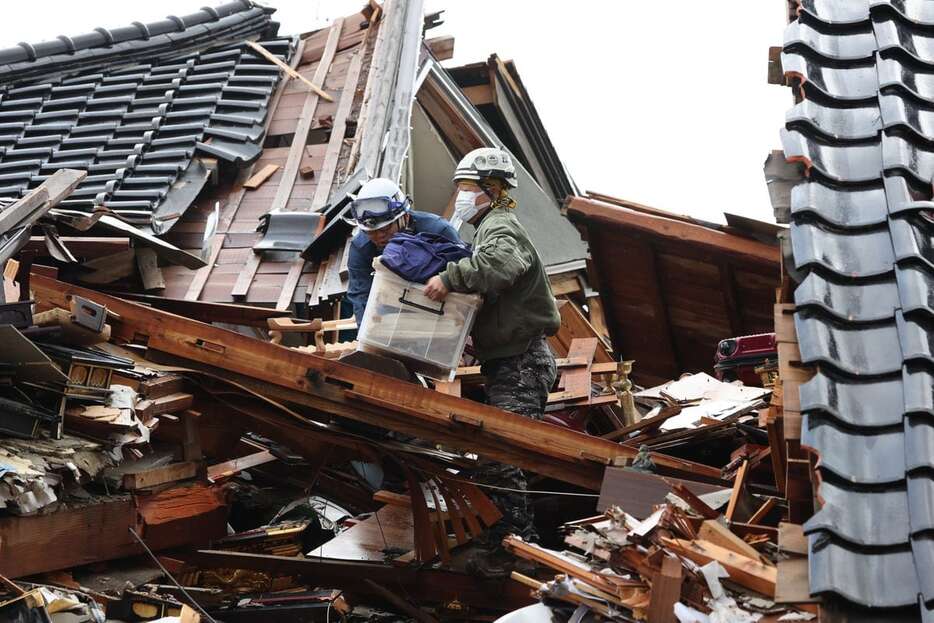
[357,259,482,381]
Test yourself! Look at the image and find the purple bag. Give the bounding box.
[380,232,471,283]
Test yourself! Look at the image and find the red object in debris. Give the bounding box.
[713,332,777,387]
[543,409,590,432]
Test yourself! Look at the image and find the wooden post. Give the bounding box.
[181,409,203,462]
[648,556,683,623]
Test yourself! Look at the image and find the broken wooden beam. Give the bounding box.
[207,450,276,482]
[123,461,199,490]
[30,273,719,490]
[661,538,776,597]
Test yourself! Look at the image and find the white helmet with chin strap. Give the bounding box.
[344,177,411,231]
[453,147,518,188]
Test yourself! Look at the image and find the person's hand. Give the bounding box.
[424,275,449,301]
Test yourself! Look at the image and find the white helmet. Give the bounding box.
[453,147,518,188]
[345,177,410,231]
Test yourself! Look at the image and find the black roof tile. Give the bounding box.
[782,52,879,102]
[796,310,903,375]
[809,534,919,607]
[805,478,910,545]
[784,19,878,61]
[872,0,934,27]
[801,370,905,426]
[781,1,934,615]
[790,221,895,277]
[795,271,898,322]
[796,0,871,26]
[786,100,882,141]
[802,415,905,482]
[0,5,292,229]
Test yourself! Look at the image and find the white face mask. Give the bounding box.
[452,189,490,227]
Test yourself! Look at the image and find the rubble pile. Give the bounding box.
[0,1,834,622]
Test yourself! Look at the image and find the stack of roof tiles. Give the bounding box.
[0,0,289,231]
[779,0,934,617]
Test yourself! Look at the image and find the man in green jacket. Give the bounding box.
[424,147,559,565]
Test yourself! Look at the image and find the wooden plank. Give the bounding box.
[338,235,352,280]
[0,169,85,233]
[231,252,262,300]
[460,83,493,106]
[136,247,165,291]
[243,164,280,190]
[778,522,808,556]
[276,260,308,311]
[270,19,342,216]
[289,44,365,308]
[183,409,203,462]
[567,196,781,266]
[585,295,610,341]
[184,233,224,301]
[550,299,613,363]
[775,557,819,604]
[767,46,785,86]
[107,291,288,327]
[698,519,761,560]
[748,497,779,525]
[555,338,598,401]
[207,450,276,482]
[725,460,748,521]
[662,538,776,597]
[123,461,198,490]
[246,40,334,102]
[767,415,786,495]
[78,249,136,284]
[139,375,186,400]
[647,556,682,623]
[434,378,461,397]
[136,392,194,418]
[602,404,682,441]
[550,272,581,296]
[310,48,364,213]
[0,498,140,578]
[668,481,721,519]
[425,35,455,61]
[503,536,642,600]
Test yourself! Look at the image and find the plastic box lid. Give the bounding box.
[357,259,482,380]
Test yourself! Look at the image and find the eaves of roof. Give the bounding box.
[567,195,779,386]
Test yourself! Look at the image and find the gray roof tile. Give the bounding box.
[780,3,934,615]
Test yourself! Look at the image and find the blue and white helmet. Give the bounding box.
[453,147,518,188]
[346,177,410,231]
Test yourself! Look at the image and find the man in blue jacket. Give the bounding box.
[345,177,461,323]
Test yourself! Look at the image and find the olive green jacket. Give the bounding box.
[439,207,560,362]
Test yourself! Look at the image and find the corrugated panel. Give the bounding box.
[779,1,934,615]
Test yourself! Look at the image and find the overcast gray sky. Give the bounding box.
[0,1,791,223]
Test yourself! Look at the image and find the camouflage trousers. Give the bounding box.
[476,335,557,545]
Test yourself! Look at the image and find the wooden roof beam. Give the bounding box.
[567,196,780,266]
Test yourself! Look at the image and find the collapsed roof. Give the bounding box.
[0,0,588,310]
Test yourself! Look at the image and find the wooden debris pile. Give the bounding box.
[504,496,815,623]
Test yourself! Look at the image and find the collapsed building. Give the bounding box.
[0,0,911,622]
